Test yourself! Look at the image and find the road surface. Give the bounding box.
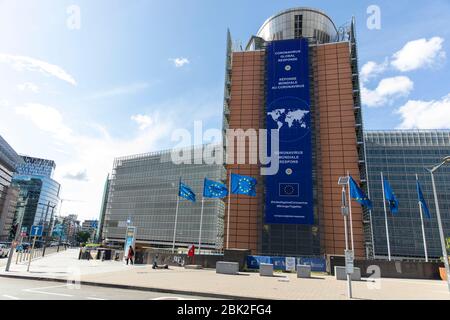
[0,277,221,300]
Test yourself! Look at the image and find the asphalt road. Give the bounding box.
[0,277,221,300]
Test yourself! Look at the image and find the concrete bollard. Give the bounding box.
[259,263,274,277]
[297,265,311,278]
[216,261,239,275]
[334,266,361,281]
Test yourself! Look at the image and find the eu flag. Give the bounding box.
[203,178,228,199]
[231,173,257,196]
[179,181,196,202]
[349,176,373,209]
[416,179,431,219]
[383,177,399,214]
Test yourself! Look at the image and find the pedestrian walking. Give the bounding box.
[152,254,159,269]
[126,245,134,265]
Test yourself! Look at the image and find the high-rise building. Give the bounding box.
[223,7,370,258]
[0,135,23,241]
[81,219,98,241]
[55,214,81,244]
[365,130,450,259]
[12,156,61,236]
[102,146,225,250]
[97,174,111,242]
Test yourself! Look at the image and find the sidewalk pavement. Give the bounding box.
[1,249,449,300]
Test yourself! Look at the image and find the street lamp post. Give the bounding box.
[39,202,56,257]
[5,203,27,272]
[428,156,450,293]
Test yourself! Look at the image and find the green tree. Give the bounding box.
[76,231,90,244]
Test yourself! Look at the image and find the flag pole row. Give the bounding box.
[173,173,257,255]
[348,172,431,261]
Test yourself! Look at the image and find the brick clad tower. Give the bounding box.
[222,8,371,259]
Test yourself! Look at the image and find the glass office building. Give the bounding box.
[12,156,60,235]
[365,130,450,259]
[103,146,226,250]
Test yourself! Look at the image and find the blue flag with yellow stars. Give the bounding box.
[416,179,431,219]
[231,173,257,196]
[383,177,399,214]
[203,178,228,199]
[349,176,373,209]
[179,181,196,202]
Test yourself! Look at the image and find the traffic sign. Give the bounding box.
[345,250,354,274]
[30,225,43,237]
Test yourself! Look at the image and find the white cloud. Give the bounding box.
[170,57,190,68]
[361,76,414,107]
[391,37,446,72]
[15,103,73,139]
[1,86,222,221]
[360,60,388,83]
[396,94,450,129]
[17,82,39,93]
[62,167,89,182]
[5,102,183,220]
[131,114,153,130]
[0,54,77,85]
[89,82,151,99]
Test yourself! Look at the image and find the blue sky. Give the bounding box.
[0,0,449,221]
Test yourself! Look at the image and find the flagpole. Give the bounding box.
[346,171,354,251]
[172,178,181,254]
[198,196,205,254]
[226,170,232,249]
[381,172,391,261]
[416,174,428,262]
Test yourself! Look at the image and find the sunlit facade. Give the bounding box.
[103,146,226,250]
[0,135,22,241]
[12,156,60,236]
[365,130,450,259]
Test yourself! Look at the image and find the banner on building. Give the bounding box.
[265,38,313,225]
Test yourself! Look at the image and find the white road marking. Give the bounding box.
[86,297,106,300]
[24,284,69,291]
[2,294,19,300]
[151,296,197,300]
[23,284,73,297]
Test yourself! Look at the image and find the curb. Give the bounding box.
[0,273,262,300]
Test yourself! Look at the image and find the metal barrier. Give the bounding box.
[13,245,67,265]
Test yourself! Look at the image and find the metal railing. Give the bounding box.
[14,245,67,265]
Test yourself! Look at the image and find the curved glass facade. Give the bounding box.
[12,156,60,236]
[256,7,338,43]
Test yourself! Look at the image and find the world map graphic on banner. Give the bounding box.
[267,108,310,131]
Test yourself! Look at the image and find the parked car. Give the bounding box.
[0,244,9,258]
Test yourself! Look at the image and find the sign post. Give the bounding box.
[338,176,353,299]
[27,225,43,272]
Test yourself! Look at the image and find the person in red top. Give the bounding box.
[187,244,195,264]
[126,246,134,265]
